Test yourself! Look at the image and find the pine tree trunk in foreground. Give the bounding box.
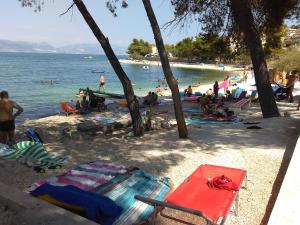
[142,0,188,138]
[73,0,143,136]
[231,0,280,118]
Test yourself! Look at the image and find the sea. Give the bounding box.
[0,52,231,121]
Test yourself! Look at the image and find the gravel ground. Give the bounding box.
[0,99,300,225]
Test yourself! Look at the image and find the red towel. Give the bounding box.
[207,175,239,191]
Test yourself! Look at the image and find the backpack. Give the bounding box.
[26,128,43,143]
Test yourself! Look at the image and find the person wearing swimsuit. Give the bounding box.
[0,91,23,145]
[99,74,106,92]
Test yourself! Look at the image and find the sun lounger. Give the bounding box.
[1,141,67,172]
[60,102,79,116]
[136,164,247,225]
[232,98,251,110]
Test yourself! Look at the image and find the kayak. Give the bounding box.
[115,101,128,107]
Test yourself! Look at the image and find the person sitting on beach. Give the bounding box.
[144,92,152,105]
[88,90,97,108]
[197,94,211,110]
[80,96,89,109]
[225,90,233,101]
[144,92,158,106]
[0,91,23,145]
[152,92,158,104]
[206,88,213,97]
[155,85,163,95]
[76,89,85,98]
[213,81,219,98]
[184,85,193,96]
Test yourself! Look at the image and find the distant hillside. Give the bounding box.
[0,40,57,53]
[0,40,127,55]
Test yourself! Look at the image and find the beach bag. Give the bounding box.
[26,128,43,143]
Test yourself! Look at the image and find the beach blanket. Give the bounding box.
[183,96,200,102]
[94,169,172,225]
[1,141,67,172]
[31,183,123,225]
[29,161,128,192]
[183,108,203,113]
[202,115,239,122]
[90,116,115,124]
[186,117,239,125]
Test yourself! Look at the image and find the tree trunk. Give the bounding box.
[230,0,280,118]
[73,0,143,136]
[142,0,188,138]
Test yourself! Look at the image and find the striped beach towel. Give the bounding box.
[94,170,172,225]
[1,141,67,172]
[29,162,172,224]
[29,161,128,192]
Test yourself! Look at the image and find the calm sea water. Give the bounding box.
[0,52,230,121]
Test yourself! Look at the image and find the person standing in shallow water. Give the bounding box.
[0,91,23,145]
[99,74,105,92]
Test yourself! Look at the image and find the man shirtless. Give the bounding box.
[0,91,23,145]
[286,70,299,103]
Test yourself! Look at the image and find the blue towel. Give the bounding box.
[31,183,123,225]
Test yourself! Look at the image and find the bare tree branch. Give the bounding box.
[59,2,75,16]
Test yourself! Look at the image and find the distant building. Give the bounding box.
[149,44,158,55]
[147,43,173,58]
[284,28,300,46]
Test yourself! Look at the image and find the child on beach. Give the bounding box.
[213,81,219,98]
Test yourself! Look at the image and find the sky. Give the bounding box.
[0,0,200,47]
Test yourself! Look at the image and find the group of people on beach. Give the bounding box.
[75,88,105,113]
[0,91,23,145]
[143,92,158,106]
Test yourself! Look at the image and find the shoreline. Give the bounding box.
[120,59,244,72]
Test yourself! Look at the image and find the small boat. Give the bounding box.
[84,56,93,60]
[91,70,105,73]
[142,65,150,70]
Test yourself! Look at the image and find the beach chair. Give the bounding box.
[232,98,251,111]
[249,90,258,102]
[60,102,79,116]
[136,164,247,225]
[233,91,247,101]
